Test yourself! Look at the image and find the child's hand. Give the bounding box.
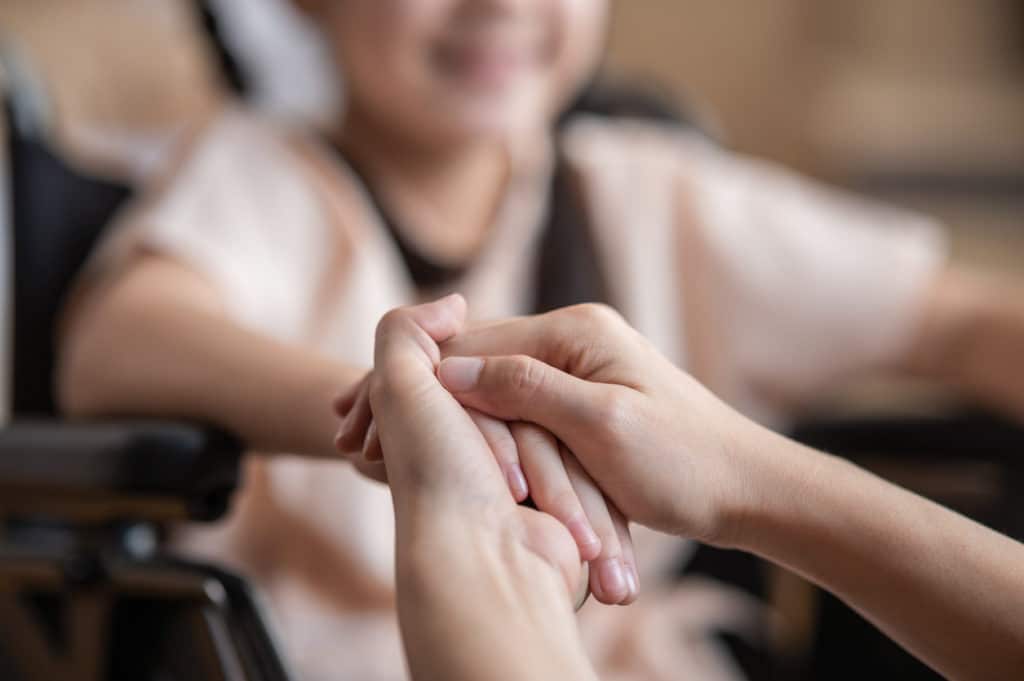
[335,369,639,606]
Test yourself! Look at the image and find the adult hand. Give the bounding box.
[337,315,640,605]
[436,303,767,546]
[364,295,598,680]
[374,300,1024,681]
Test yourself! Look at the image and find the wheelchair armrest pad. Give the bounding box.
[790,410,1024,467]
[0,420,243,519]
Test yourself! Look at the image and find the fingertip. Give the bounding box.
[443,292,467,321]
[424,294,468,341]
[623,564,639,605]
[595,557,629,605]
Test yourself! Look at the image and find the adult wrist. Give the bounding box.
[395,513,590,674]
[714,421,832,553]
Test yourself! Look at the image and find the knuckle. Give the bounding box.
[593,389,633,446]
[506,355,545,395]
[535,486,581,520]
[374,307,422,351]
[566,303,624,332]
[375,308,407,336]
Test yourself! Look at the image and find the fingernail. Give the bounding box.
[625,565,639,599]
[438,357,483,392]
[598,558,628,602]
[506,464,529,501]
[362,426,381,462]
[568,517,601,557]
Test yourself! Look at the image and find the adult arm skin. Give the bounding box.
[58,254,363,458]
[366,297,597,681]
[437,303,1024,681]
[909,266,1024,420]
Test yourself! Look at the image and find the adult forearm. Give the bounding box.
[734,425,1024,681]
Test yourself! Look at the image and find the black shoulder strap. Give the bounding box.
[533,80,695,314]
[531,150,610,313]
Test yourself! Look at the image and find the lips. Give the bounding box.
[434,38,539,91]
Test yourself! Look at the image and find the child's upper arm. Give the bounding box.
[76,109,349,341]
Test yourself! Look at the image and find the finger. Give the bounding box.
[374,294,467,374]
[370,297,509,502]
[333,373,367,417]
[609,502,639,604]
[353,457,389,484]
[440,310,574,370]
[512,423,601,561]
[336,434,389,484]
[437,354,612,443]
[468,409,529,502]
[336,376,373,452]
[362,420,383,463]
[561,451,630,605]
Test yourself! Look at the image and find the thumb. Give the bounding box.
[374,294,468,373]
[437,354,608,443]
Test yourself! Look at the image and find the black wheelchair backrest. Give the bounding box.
[3,68,133,417]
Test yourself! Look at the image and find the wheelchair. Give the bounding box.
[0,50,293,681]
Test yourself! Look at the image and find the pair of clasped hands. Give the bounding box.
[332,295,1024,681]
[334,294,763,609]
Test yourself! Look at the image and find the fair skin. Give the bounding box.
[361,298,1024,681]
[365,296,596,681]
[58,0,1024,624]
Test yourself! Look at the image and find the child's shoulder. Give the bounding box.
[149,105,365,226]
[165,106,309,185]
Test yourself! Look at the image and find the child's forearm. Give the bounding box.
[908,266,1024,421]
[59,259,363,458]
[737,425,1024,681]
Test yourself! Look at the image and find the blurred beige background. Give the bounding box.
[605,0,1024,279]
[608,0,1024,178]
[3,0,1022,272]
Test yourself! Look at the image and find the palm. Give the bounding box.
[512,505,588,608]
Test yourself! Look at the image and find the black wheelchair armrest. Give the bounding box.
[789,409,1024,539]
[0,420,243,522]
[789,410,1024,466]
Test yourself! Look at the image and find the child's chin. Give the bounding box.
[443,97,550,138]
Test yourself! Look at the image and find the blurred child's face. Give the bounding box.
[313,0,608,145]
